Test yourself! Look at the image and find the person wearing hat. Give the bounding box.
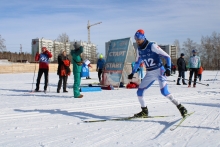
[127,29,188,118]
[176,53,187,85]
[96,54,105,83]
[34,47,52,93]
[70,42,84,98]
[57,50,71,93]
[188,49,201,87]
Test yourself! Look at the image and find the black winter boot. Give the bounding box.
[177,104,188,117]
[134,107,148,118]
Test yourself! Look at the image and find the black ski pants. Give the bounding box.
[188,68,198,86]
[57,75,68,91]
[98,69,103,82]
[177,70,186,84]
[36,68,48,91]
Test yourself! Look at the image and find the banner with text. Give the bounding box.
[103,38,130,86]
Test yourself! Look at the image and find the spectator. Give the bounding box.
[71,42,84,98]
[35,47,52,93]
[96,54,105,83]
[176,53,187,85]
[188,49,201,87]
[197,66,203,81]
[57,50,71,93]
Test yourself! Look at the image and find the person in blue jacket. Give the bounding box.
[96,54,105,82]
[128,29,188,118]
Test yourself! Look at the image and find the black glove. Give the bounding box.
[128,73,134,79]
[136,68,140,72]
[165,69,171,76]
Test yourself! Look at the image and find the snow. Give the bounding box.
[0,71,220,147]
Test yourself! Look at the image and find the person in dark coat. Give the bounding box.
[176,53,187,85]
[57,50,71,93]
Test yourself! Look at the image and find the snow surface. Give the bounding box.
[0,71,220,147]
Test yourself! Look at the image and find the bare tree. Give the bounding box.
[201,31,220,70]
[173,39,180,55]
[182,38,198,60]
[56,33,70,43]
[0,35,6,52]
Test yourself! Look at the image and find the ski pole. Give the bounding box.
[213,70,219,84]
[31,61,37,91]
[179,77,209,86]
[166,80,176,82]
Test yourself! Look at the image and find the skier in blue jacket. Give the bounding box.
[128,29,188,118]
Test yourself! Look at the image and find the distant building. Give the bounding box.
[32,38,70,62]
[158,45,177,59]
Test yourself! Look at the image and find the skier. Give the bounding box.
[35,47,52,92]
[176,53,187,85]
[128,29,187,118]
[188,49,201,87]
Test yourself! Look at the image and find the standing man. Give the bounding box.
[96,54,105,83]
[57,50,71,93]
[188,49,201,87]
[176,53,187,85]
[128,29,188,118]
[35,47,52,93]
[71,42,84,98]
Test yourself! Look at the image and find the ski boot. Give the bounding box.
[177,104,188,117]
[134,107,148,118]
[193,84,196,88]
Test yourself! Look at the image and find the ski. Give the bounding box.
[170,111,195,131]
[83,115,175,123]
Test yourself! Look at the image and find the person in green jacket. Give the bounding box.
[71,42,84,98]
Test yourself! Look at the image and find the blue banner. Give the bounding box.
[105,38,130,71]
[103,38,130,85]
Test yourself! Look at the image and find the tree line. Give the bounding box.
[1,32,220,69]
[173,31,220,70]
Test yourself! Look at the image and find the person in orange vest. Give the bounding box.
[57,50,71,93]
[197,66,203,81]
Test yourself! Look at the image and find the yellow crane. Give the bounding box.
[87,20,102,43]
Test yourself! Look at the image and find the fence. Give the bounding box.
[0,63,97,74]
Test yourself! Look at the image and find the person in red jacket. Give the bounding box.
[35,47,52,92]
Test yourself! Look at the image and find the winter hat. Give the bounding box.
[60,49,65,54]
[181,53,184,56]
[73,42,81,49]
[192,49,197,53]
[42,47,47,50]
[99,54,103,58]
[134,29,146,40]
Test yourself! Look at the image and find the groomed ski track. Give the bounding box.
[0,72,220,147]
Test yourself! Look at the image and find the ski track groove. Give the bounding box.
[183,109,215,147]
[0,93,219,121]
[82,123,151,147]
[1,88,219,109]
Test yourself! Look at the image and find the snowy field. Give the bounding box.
[0,71,220,147]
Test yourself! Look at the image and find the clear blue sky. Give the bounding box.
[0,0,220,55]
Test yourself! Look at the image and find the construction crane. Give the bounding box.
[87,20,102,43]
